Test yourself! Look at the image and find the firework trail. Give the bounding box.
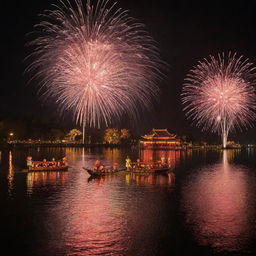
[26,0,164,128]
[182,52,256,148]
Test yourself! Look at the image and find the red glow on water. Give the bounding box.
[182,152,255,252]
[26,171,68,194]
[140,149,180,168]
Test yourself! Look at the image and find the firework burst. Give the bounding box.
[182,52,256,148]
[26,0,164,128]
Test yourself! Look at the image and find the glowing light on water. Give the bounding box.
[182,52,256,148]
[181,151,255,253]
[26,0,164,127]
[7,151,14,197]
[26,171,68,195]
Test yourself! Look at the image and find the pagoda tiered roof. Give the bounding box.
[140,128,181,149]
[142,128,177,140]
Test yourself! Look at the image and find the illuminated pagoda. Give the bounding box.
[140,128,181,149]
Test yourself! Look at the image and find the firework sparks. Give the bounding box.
[26,0,164,128]
[182,52,256,148]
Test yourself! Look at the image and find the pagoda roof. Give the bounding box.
[141,128,177,139]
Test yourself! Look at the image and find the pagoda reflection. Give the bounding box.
[140,149,181,168]
[125,172,175,187]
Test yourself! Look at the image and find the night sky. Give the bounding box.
[2,0,256,142]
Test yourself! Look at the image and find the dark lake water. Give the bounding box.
[1,146,256,256]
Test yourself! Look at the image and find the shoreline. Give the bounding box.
[1,142,253,150]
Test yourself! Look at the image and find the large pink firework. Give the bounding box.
[26,0,164,128]
[182,52,256,148]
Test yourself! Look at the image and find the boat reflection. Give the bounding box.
[27,171,68,195]
[181,150,255,253]
[87,171,175,187]
[87,172,125,184]
[50,172,129,255]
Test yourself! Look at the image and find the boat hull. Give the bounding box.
[129,167,171,174]
[83,167,126,177]
[28,166,68,172]
[84,166,171,177]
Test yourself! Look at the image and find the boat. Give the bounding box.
[26,156,68,172]
[83,167,126,177]
[128,160,172,174]
[28,165,68,172]
[85,165,171,177]
[128,165,171,174]
[85,159,172,177]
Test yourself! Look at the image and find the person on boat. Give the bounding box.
[99,164,107,172]
[94,160,102,171]
[113,162,119,171]
[62,157,67,166]
[48,157,55,167]
[26,156,33,168]
[136,158,141,168]
[125,156,132,171]
[43,159,47,167]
